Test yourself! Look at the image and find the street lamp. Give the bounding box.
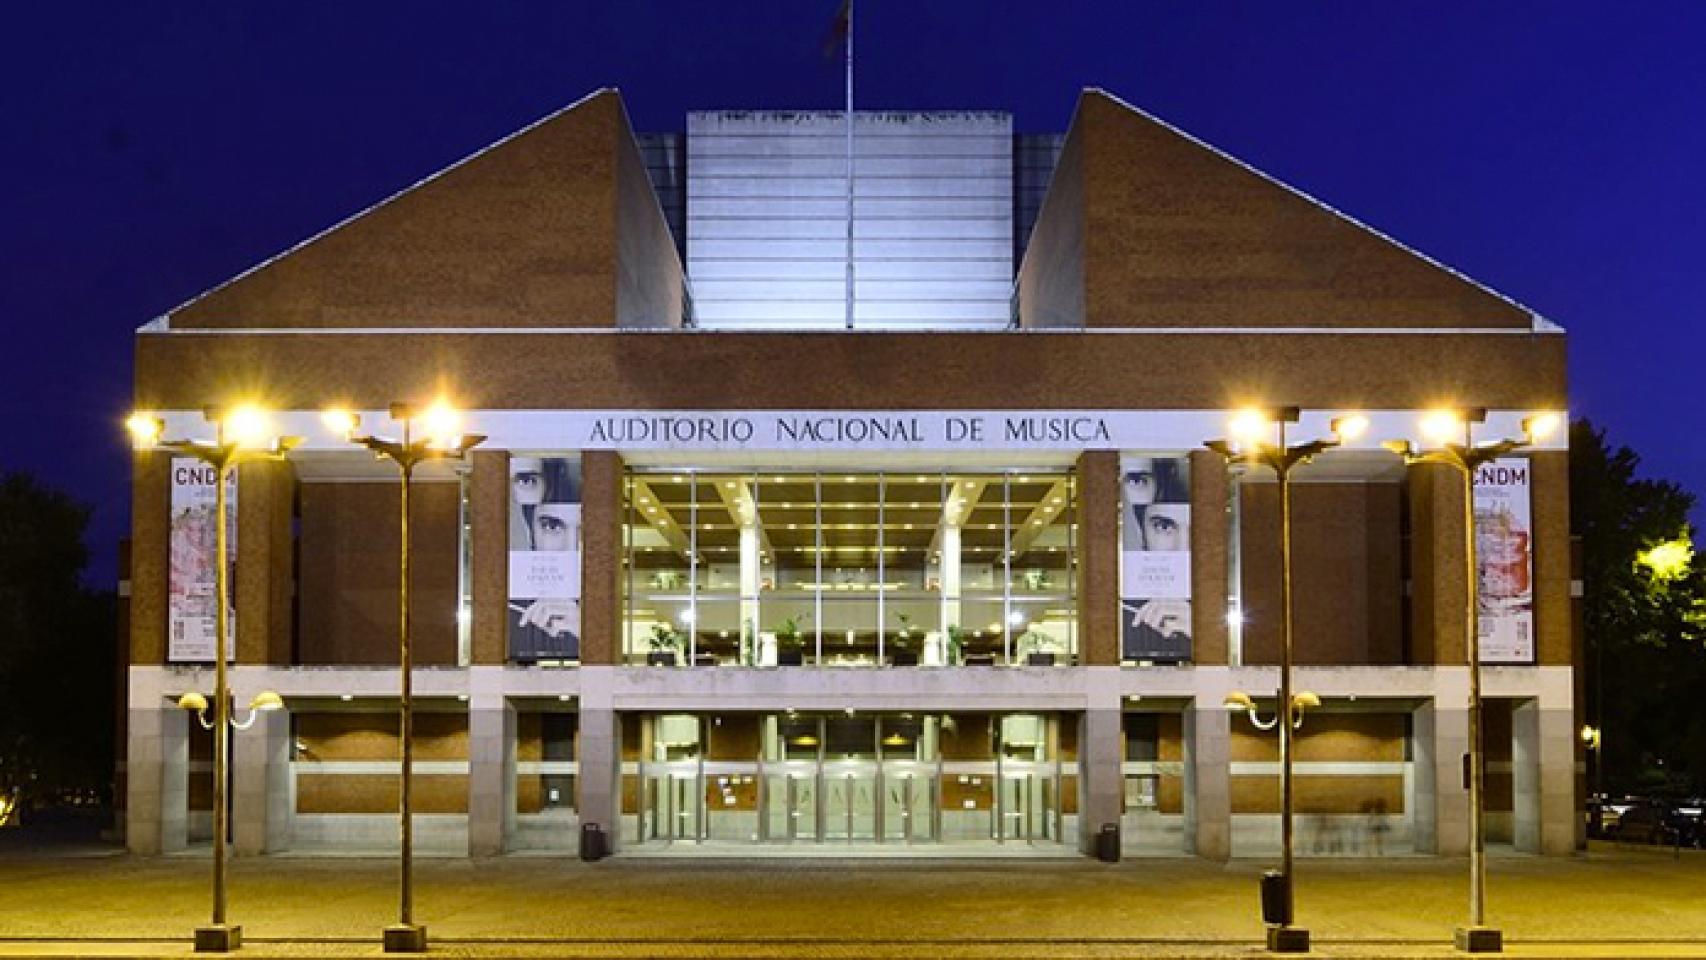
[1207,407,1361,954]
[1383,407,1557,954]
[127,407,300,953]
[325,402,483,954]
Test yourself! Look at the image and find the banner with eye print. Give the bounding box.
[1120,456,1193,662]
[1474,458,1534,664]
[508,456,582,661]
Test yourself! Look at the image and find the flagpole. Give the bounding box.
[844,0,855,330]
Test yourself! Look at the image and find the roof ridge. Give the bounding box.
[148,87,617,330]
[1084,86,1556,332]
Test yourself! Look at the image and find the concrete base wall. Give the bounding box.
[124,664,1576,859]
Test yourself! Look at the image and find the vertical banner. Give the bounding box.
[168,458,236,662]
[1120,456,1192,661]
[1474,457,1534,663]
[507,456,582,661]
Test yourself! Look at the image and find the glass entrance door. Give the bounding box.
[823,761,878,841]
[642,762,702,844]
[1000,764,1056,843]
[762,761,819,842]
[881,761,936,843]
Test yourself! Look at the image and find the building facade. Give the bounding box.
[124,88,1578,859]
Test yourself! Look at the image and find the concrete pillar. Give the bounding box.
[1189,449,1230,666]
[1183,700,1231,859]
[1076,705,1122,855]
[467,673,516,857]
[1406,463,1468,666]
[580,453,625,665]
[1075,451,1120,665]
[129,452,170,667]
[577,677,622,852]
[1513,694,1576,855]
[1411,701,1438,853]
[126,697,189,854]
[469,450,509,666]
[232,703,291,855]
[235,459,295,665]
[1420,686,1471,856]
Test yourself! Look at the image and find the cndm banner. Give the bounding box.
[1474,457,1534,664]
[168,458,237,663]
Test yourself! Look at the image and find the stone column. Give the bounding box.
[235,459,295,665]
[1411,701,1438,853]
[232,701,291,855]
[1189,449,1230,666]
[1513,693,1576,855]
[1406,463,1467,666]
[469,450,510,666]
[467,671,515,857]
[577,674,622,852]
[1183,698,1231,859]
[126,696,189,854]
[580,453,625,665]
[1076,704,1122,855]
[129,451,170,668]
[1075,451,1120,665]
[1420,685,1471,856]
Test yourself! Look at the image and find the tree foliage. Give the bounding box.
[1572,419,1706,795]
[0,471,116,805]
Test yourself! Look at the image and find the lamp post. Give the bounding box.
[1207,407,1362,954]
[1383,408,1557,954]
[127,407,299,953]
[324,402,483,954]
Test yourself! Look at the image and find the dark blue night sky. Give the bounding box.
[2,2,1702,584]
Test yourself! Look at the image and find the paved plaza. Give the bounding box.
[2,843,1706,957]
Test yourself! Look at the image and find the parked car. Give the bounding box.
[1668,801,1706,849]
[1609,800,1677,845]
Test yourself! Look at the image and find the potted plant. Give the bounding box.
[945,624,968,666]
[646,623,681,667]
[774,614,807,666]
[1020,628,1060,667]
[891,613,919,666]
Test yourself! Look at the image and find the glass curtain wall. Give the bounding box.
[622,470,1076,665]
[627,711,1069,849]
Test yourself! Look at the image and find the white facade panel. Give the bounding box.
[689,217,1010,241]
[692,176,1011,199]
[689,197,1012,220]
[689,238,1013,261]
[687,110,1014,330]
[693,279,1013,303]
[690,155,1013,179]
[688,258,1012,282]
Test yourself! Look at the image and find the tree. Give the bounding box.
[1571,419,1706,795]
[0,471,117,814]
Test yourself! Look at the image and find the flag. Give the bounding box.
[821,0,850,59]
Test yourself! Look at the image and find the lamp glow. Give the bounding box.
[222,404,272,449]
[1228,409,1270,445]
[1293,691,1321,710]
[1637,537,1694,582]
[1224,691,1255,712]
[1523,411,1562,443]
[125,412,164,448]
[419,400,462,449]
[249,691,285,713]
[1330,414,1369,442]
[177,692,209,713]
[1420,410,1462,445]
[320,408,360,439]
